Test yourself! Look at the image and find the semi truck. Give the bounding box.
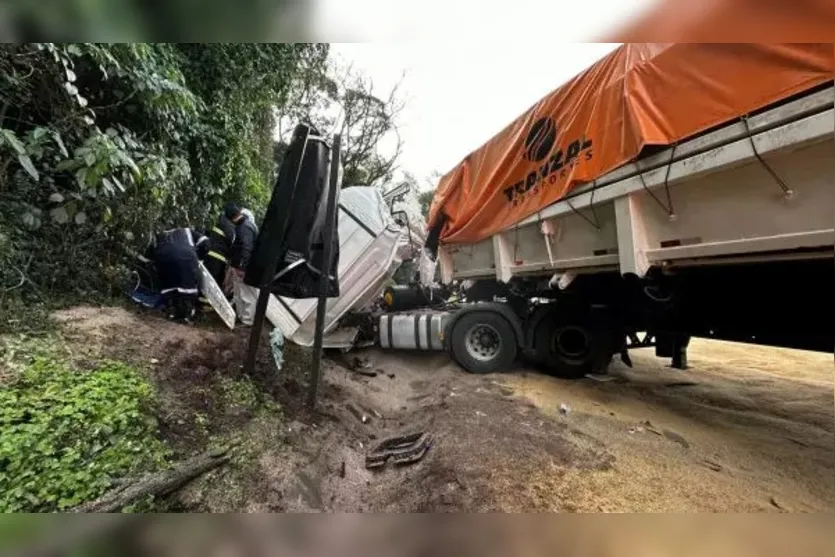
[271,43,835,378]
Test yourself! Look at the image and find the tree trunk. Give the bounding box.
[71,448,229,513]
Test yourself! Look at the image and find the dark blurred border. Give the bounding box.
[603,0,835,41]
[2,514,835,557]
[0,0,314,42]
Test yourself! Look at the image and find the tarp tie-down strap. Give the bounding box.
[741,115,794,199]
[638,144,677,221]
[566,180,601,231]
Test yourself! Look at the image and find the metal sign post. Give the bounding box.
[307,134,342,408]
[242,128,311,378]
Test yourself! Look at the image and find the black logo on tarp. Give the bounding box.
[524,117,557,162]
[503,117,593,206]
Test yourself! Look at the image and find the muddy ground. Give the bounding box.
[54,305,834,512]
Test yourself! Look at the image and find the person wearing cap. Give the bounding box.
[224,202,259,325]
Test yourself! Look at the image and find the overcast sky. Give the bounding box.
[317,1,656,190]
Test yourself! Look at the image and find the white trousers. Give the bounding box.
[232,272,258,326]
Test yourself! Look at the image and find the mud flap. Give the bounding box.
[198,261,235,330]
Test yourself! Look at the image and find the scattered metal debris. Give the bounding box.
[559,403,571,416]
[366,432,432,470]
[475,410,486,417]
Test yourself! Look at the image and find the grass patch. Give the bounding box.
[0,357,170,512]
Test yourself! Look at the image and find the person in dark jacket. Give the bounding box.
[147,227,208,323]
[201,212,236,297]
[224,202,259,325]
[226,203,257,272]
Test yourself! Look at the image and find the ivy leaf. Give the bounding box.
[75,212,87,225]
[83,152,95,167]
[53,132,69,157]
[64,83,78,96]
[1,129,25,155]
[75,168,89,189]
[103,206,112,223]
[50,206,69,225]
[67,44,82,56]
[65,68,77,83]
[111,175,125,192]
[102,177,115,194]
[76,95,89,108]
[18,155,39,181]
[55,159,76,172]
[48,192,64,203]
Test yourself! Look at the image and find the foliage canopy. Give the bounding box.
[0,42,328,299]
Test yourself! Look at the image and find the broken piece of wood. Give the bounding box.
[72,447,230,513]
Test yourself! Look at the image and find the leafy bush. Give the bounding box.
[0,358,169,512]
[0,42,327,300]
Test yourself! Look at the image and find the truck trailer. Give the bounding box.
[271,43,834,378]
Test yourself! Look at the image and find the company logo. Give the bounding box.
[524,117,557,162]
[503,117,593,206]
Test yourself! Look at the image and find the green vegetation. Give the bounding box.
[0,357,169,512]
[0,43,327,302]
[0,43,404,305]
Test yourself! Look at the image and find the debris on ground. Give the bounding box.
[47,307,835,512]
[269,327,284,372]
[346,403,370,424]
[662,429,691,449]
[701,459,724,472]
[350,356,372,371]
[584,373,617,383]
[664,381,698,388]
[770,496,790,511]
[643,420,663,436]
[559,403,571,416]
[365,432,432,470]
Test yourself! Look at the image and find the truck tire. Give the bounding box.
[533,312,614,378]
[449,311,518,374]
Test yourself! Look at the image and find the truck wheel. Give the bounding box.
[533,314,614,378]
[449,312,518,374]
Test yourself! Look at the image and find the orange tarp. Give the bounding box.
[428,43,834,245]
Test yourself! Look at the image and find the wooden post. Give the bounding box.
[308,134,342,408]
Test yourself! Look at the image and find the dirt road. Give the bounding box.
[54,306,834,512]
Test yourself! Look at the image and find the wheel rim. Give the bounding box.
[552,326,591,359]
[464,323,502,362]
